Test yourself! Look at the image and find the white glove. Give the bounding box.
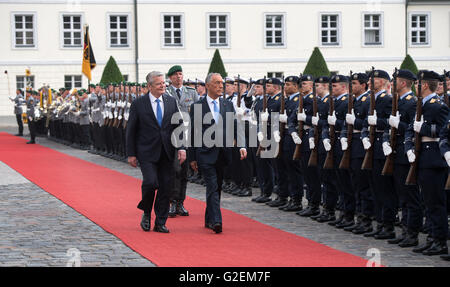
[279,112,288,123]
[389,111,400,129]
[236,107,245,117]
[28,116,32,121]
[114,111,118,118]
[126,102,131,108]
[346,110,356,125]
[309,137,315,150]
[368,111,377,126]
[273,131,281,143]
[125,113,129,121]
[327,111,337,126]
[444,151,450,167]
[362,137,371,150]
[407,149,416,163]
[323,138,331,151]
[118,115,122,120]
[291,132,302,145]
[74,111,80,117]
[257,131,264,142]
[382,142,392,156]
[261,111,269,122]
[341,137,348,151]
[297,111,306,122]
[413,115,424,133]
[312,115,319,126]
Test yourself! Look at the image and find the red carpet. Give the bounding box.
[0,132,369,267]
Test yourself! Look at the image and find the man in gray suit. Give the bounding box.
[9,89,25,136]
[165,65,199,217]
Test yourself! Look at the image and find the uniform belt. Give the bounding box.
[376,130,385,133]
[421,136,439,142]
[353,130,361,133]
[304,125,312,130]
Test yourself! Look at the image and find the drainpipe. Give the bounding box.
[405,0,409,57]
[134,0,139,82]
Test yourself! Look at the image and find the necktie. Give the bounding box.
[212,100,219,124]
[156,98,162,127]
[176,89,181,100]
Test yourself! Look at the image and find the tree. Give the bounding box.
[100,56,124,84]
[303,47,330,78]
[207,49,227,78]
[399,54,419,74]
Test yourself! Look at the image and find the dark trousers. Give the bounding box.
[171,156,188,202]
[318,152,338,211]
[28,120,36,141]
[282,152,303,202]
[371,159,397,225]
[16,114,23,135]
[255,155,274,197]
[137,150,174,226]
[350,157,373,218]
[198,149,227,225]
[300,151,321,206]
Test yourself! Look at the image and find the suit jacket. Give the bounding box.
[126,93,182,163]
[187,95,245,166]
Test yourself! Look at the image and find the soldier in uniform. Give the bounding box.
[165,65,199,217]
[406,70,449,256]
[25,90,37,144]
[438,113,450,261]
[196,79,206,100]
[9,89,25,136]
[79,89,91,150]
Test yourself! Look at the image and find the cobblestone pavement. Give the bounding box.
[1,126,449,267]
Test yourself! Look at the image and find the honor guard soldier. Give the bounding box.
[166,65,199,217]
[9,89,25,136]
[438,113,450,261]
[196,79,206,100]
[25,90,37,144]
[382,69,423,247]
[406,70,449,256]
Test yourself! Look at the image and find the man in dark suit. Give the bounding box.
[126,71,186,233]
[188,73,247,233]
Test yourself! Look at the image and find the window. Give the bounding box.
[162,14,183,47]
[320,14,340,46]
[208,14,229,47]
[108,14,129,47]
[410,13,429,46]
[13,13,36,48]
[62,14,82,48]
[265,14,284,47]
[16,75,35,89]
[363,13,382,46]
[123,74,129,81]
[64,75,82,89]
[267,72,284,79]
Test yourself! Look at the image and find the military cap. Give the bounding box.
[314,76,330,83]
[266,77,282,86]
[254,78,265,85]
[196,79,205,86]
[445,71,450,78]
[417,70,441,81]
[285,76,300,84]
[168,65,182,76]
[300,74,314,82]
[89,84,95,88]
[371,69,391,81]
[330,75,349,83]
[141,83,147,87]
[396,69,417,81]
[439,74,446,82]
[235,77,250,85]
[351,73,369,83]
[225,77,235,84]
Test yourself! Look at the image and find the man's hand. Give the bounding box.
[382,142,392,156]
[414,115,424,133]
[273,131,281,143]
[323,138,331,151]
[190,161,198,172]
[341,137,348,151]
[297,111,306,122]
[279,112,288,123]
[312,115,319,126]
[128,156,138,168]
[346,110,356,125]
[368,110,377,126]
[407,150,416,163]
[389,111,400,129]
[240,148,247,160]
[445,151,450,167]
[261,111,269,122]
[309,137,315,150]
[327,111,337,126]
[178,150,186,165]
[291,132,302,145]
[362,137,371,150]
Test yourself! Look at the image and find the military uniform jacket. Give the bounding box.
[439,113,450,157]
[10,94,25,114]
[405,93,449,169]
[322,94,349,158]
[382,91,417,165]
[283,92,300,154]
[287,92,315,153]
[308,94,331,155]
[361,90,392,160]
[79,97,90,126]
[166,85,199,113]
[26,97,36,121]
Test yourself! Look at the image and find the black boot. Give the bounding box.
[364,222,383,237]
[316,209,336,223]
[422,240,448,256]
[388,225,407,244]
[374,223,396,240]
[398,231,419,248]
[168,201,177,218]
[297,205,320,217]
[412,236,433,253]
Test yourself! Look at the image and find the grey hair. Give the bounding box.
[205,73,222,84]
[146,71,164,85]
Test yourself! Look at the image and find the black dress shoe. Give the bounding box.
[153,225,170,233]
[344,222,359,232]
[213,223,222,234]
[328,214,344,226]
[336,219,355,229]
[255,196,271,203]
[205,222,214,230]
[168,202,177,218]
[238,187,252,197]
[279,200,292,210]
[140,213,151,232]
[364,223,383,237]
[297,206,320,217]
[176,202,189,216]
[252,195,263,202]
[267,197,288,207]
[283,202,303,212]
[412,238,433,253]
[422,241,448,256]
[374,226,396,240]
[398,233,419,248]
[440,254,450,261]
[316,211,336,223]
[26,140,36,144]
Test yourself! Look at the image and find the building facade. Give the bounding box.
[0,0,449,116]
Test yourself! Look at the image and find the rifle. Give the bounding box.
[308,82,319,167]
[361,67,376,170]
[444,70,449,107]
[339,71,353,169]
[405,75,422,185]
[123,92,131,130]
[256,76,267,157]
[382,68,399,176]
[293,74,304,160]
[237,75,241,108]
[277,77,286,159]
[323,79,335,169]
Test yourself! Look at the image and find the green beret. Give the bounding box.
[89,84,95,88]
[168,65,182,76]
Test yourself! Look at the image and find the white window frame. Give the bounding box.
[263,13,286,48]
[60,13,84,49]
[319,12,341,47]
[161,13,185,49]
[206,13,230,48]
[16,75,35,90]
[64,75,83,89]
[267,72,284,79]
[11,12,37,49]
[362,12,383,47]
[408,12,431,47]
[107,13,131,49]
